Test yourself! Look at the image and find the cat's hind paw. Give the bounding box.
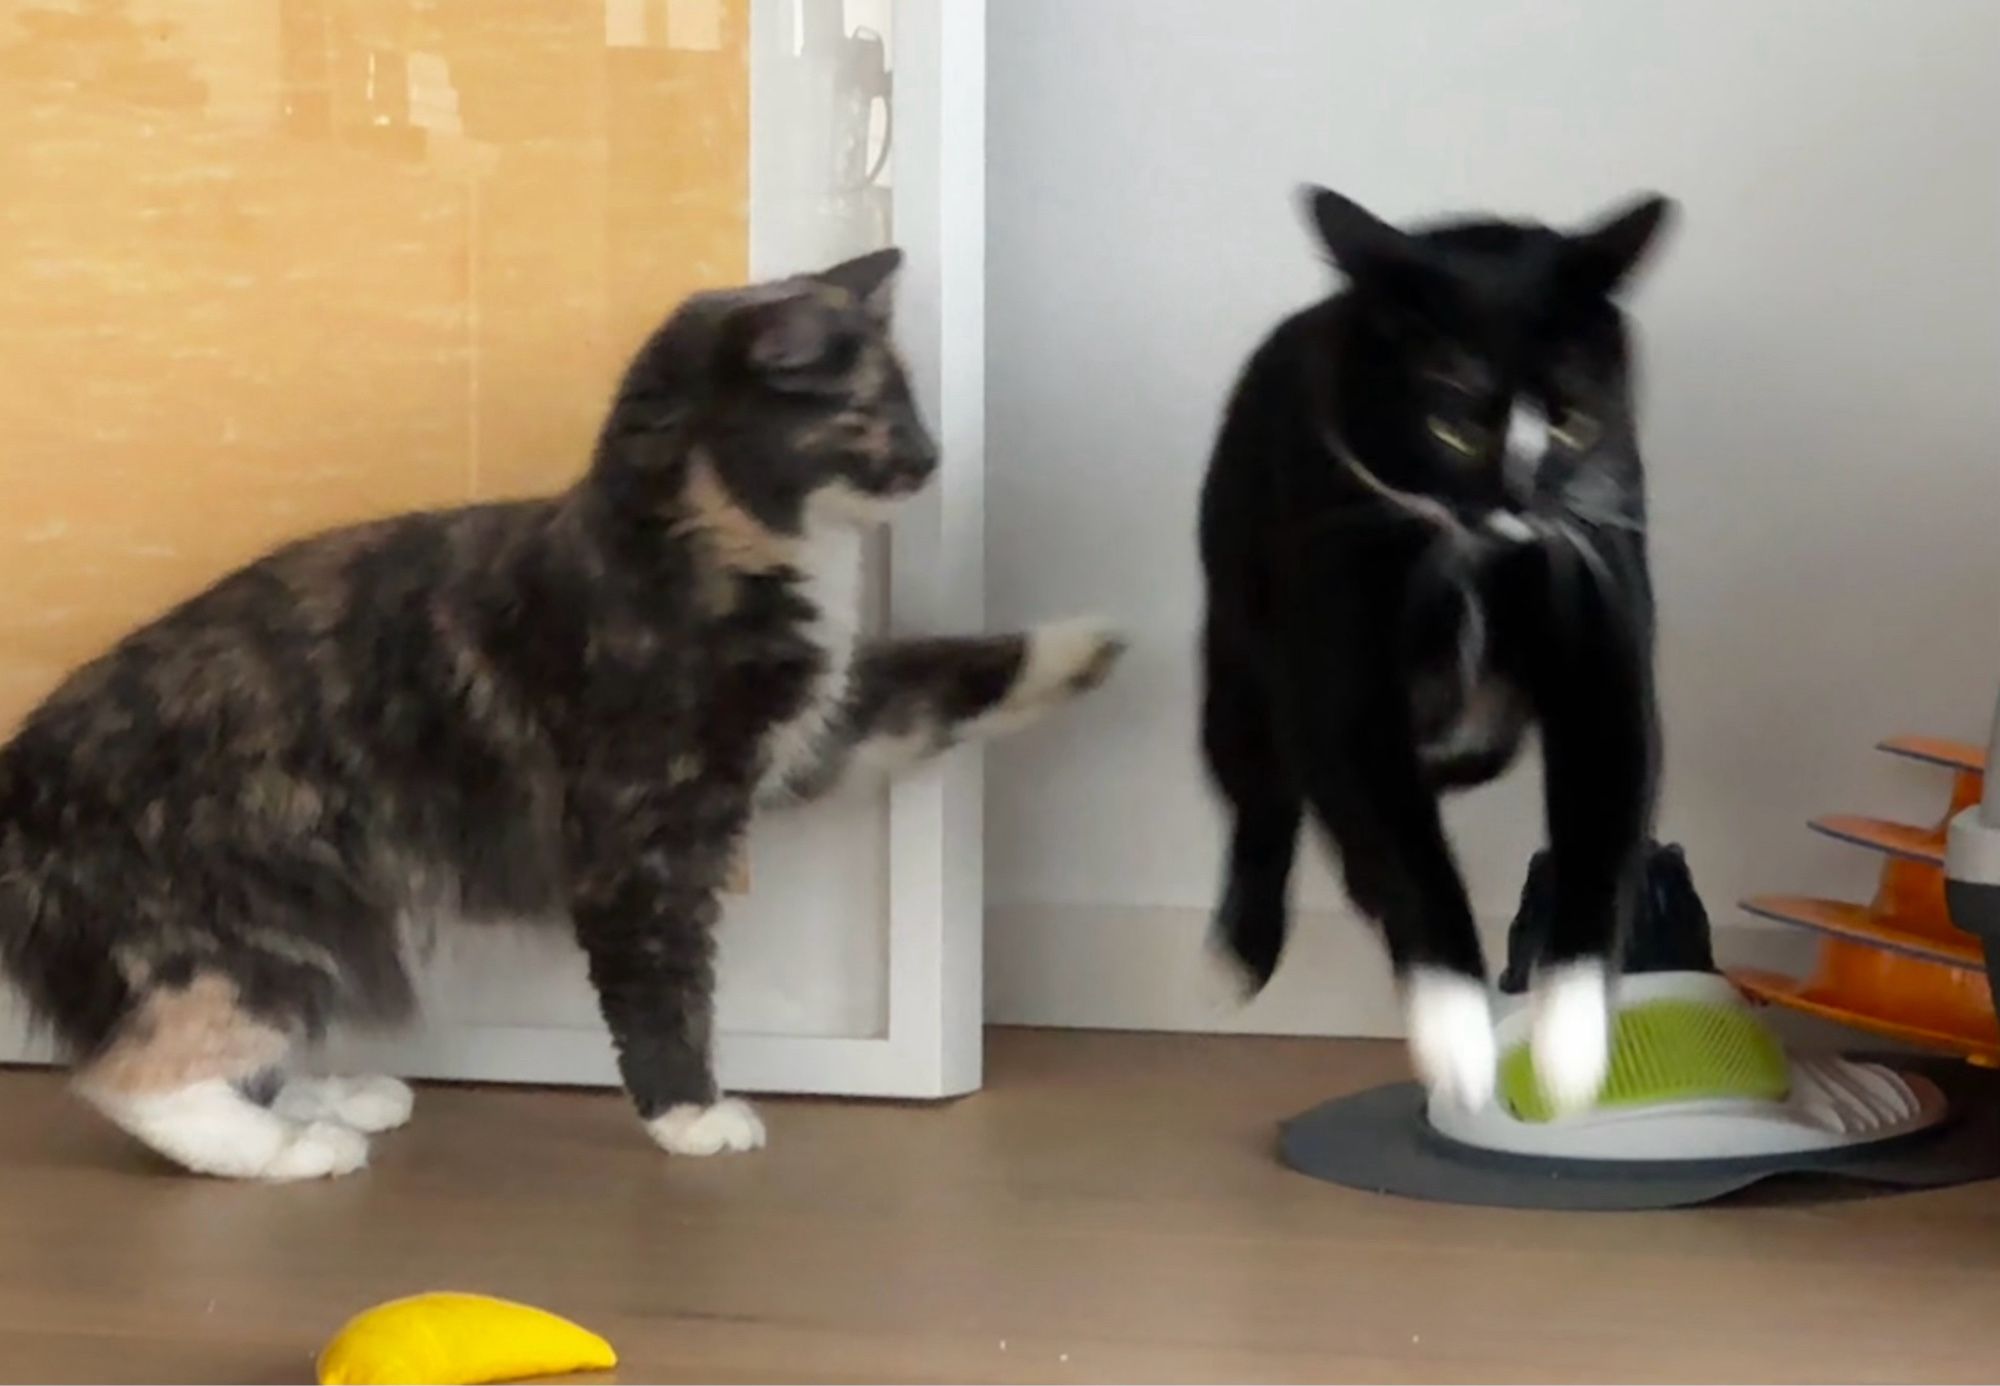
[1196,931,1261,1014]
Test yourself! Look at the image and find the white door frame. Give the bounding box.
[727,0,988,1097]
[862,0,989,1098]
[333,0,989,1100]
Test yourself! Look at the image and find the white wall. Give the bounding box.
[984,0,2000,1033]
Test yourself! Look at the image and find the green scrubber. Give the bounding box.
[1500,998,1791,1123]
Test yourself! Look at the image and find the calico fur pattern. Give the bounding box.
[0,249,1123,1179]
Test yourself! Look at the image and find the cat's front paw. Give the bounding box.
[1018,617,1127,704]
[1402,967,1497,1110]
[646,1096,767,1156]
[272,1074,414,1133]
[262,1121,372,1181]
[959,618,1126,744]
[1530,960,1612,1115]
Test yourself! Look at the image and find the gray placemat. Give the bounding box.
[1280,1055,2000,1210]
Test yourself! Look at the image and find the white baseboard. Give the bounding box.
[0,905,1846,1071]
[986,901,1822,1037]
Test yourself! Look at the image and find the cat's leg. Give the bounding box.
[569,824,763,1156]
[72,972,368,1180]
[1506,551,1656,1114]
[762,619,1124,804]
[268,1074,415,1133]
[1303,714,1495,1109]
[1199,621,1301,992]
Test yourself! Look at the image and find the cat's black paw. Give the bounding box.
[1201,933,1271,1005]
[1210,885,1283,996]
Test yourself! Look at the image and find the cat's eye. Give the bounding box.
[1551,411,1601,452]
[1427,416,1482,457]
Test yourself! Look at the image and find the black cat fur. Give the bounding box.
[0,249,1124,1179]
[1198,188,1672,1112]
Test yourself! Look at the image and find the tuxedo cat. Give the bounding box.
[1198,187,1672,1112]
[0,249,1123,1179]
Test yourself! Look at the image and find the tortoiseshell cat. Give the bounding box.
[0,249,1123,1179]
[1199,188,1671,1112]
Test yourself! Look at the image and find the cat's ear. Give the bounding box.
[814,246,903,319]
[1567,194,1675,298]
[736,290,836,375]
[1300,185,1412,276]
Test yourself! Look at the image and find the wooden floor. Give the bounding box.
[3,1030,2000,1383]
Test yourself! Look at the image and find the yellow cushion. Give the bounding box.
[317,1292,618,1385]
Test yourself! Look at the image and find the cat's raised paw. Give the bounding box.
[1531,960,1612,1115]
[1022,618,1126,702]
[647,1097,767,1156]
[1402,967,1496,1110]
[958,619,1127,743]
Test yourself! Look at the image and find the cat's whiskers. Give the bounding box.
[1506,506,1616,602]
[1558,500,1645,534]
[1317,424,1470,543]
[1553,516,1619,597]
[1316,422,1647,707]
[1317,427,1508,726]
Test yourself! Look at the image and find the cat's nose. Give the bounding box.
[891,440,939,491]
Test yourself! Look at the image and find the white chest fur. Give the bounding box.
[758,523,865,797]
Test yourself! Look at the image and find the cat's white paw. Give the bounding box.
[261,1120,370,1182]
[1021,617,1126,702]
[1531,960,1612,1115]
[326,1076,415,1133]
[84,1078,372,1181]
[273,1074,415,1133]
[1403,967,1496,1110]
[965,618,1127,741]
[647,1097,767,1156]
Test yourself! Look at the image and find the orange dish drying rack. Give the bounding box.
[1730,735,2000,1066]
